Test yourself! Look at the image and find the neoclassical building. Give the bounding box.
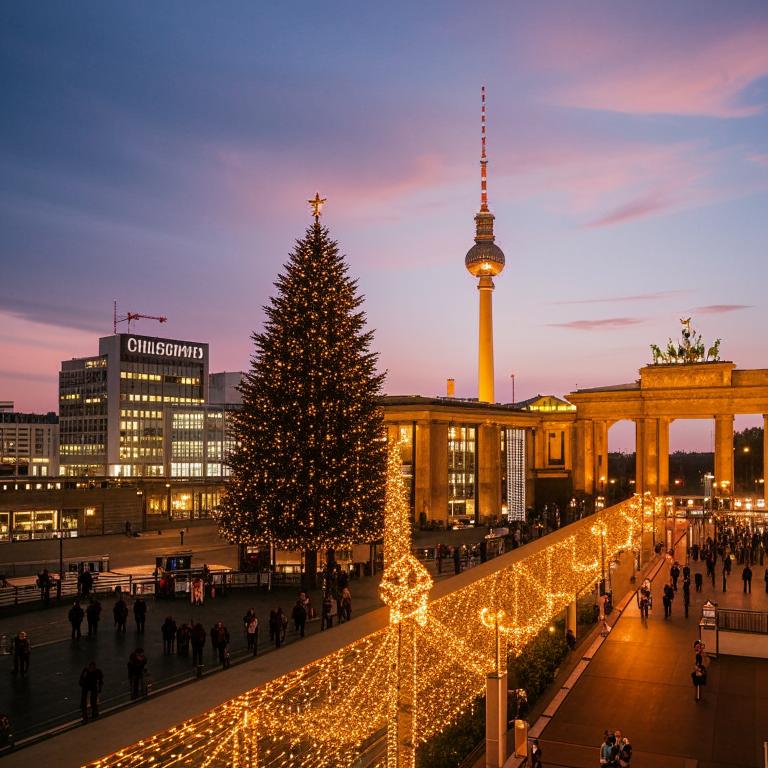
[380,361,768,529]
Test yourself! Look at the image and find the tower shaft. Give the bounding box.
[478,275,495,403]
[465,87,504,405]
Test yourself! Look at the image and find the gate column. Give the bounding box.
[574,419,594,495]
[764,415,768,506]
[636,419,660,495]
[658,418,670,495]
[593,420,609,497]
[714,415,734,496]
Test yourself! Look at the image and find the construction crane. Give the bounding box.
[113,301,168,334]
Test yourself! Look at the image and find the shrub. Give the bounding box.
[415,696,485,768]
[415,624,569,767]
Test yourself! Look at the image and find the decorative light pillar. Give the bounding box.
[379,442,433,768]
[566,599,577,638]
[480,609,510,768]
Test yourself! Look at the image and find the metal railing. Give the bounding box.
[0,568,278,611]
[717,608,768,634]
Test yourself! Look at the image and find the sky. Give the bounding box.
[2,1,768,450]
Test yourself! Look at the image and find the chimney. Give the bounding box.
[446,378,456,398]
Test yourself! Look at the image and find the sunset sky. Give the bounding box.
[2,2,768,450]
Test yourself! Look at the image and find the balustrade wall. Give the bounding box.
[88,497,647,768]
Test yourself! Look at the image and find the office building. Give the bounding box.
[59,333,209,477]
[0,404,59,477]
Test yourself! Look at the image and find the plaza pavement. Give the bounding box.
[536,548,768,768]
[0,521,572,768]
[0,575,384,743]
[0,526,492,748]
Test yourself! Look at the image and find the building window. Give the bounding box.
[547,431,565,466]
[448,425,476,521]
[12,510,58,540]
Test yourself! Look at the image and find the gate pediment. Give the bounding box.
[640,361,735,390]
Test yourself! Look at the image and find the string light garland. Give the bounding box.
[88,482,656,767]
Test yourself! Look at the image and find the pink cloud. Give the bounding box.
[585,193,671,228]
[498,140,710,227]
[555,290,688,305]
[548,318,644,331]
[0,312,95,412]
[535,25,768,117]
[689,304,752,314]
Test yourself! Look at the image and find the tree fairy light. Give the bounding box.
[88,494,654,768]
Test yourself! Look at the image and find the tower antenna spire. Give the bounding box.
[480,85,488,212]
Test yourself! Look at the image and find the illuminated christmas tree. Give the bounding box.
[219,197,387,582]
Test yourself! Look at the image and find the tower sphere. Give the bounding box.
[465,239,505,277]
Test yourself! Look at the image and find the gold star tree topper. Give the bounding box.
[308,192,327,221]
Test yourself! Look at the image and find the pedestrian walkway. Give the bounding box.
[0,576,383,743]
[537,546,768,768]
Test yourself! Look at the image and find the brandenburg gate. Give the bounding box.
[568,360,768,502]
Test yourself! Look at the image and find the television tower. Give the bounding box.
[465,87,505,403]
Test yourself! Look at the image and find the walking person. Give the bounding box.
[127,648,147,699]
[764,566,768,594]
[341,586,352,623]
[191,622,206,670]
[277,607,288,646]
[722,567,728,593]
[176,623,191,656]
[211,621,230,664]
[694,571,703,592]
[691,662,707,701]
[530,738,542,767]
[113,597,129,633]
[683,578,691,618]
[453,546,461,575]
[36,569,51,605]
[79,661,103,723]
[743,564,753,594]
[599,731,614,766]
[321,594,334,631]
[161,616,177,655]
[11,632,30,677]
[133,597,147,633]
[670,561,680,591]
[69,600,85,640]
[618,737,633,767]
[662,582,674,619]
[86,598,102,637]
[292,598,307,637]
[246,614,258,655]
[78,568,93,599]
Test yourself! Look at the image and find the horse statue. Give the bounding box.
[706,338,721,362]
[650,344,664,365]
[666,339,678,363]
[694,337,705,362]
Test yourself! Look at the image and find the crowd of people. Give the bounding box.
[10,568,359,728]
[599,729,633,766]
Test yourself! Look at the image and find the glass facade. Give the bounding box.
[59,356,108,474]
[448,425,476,522]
